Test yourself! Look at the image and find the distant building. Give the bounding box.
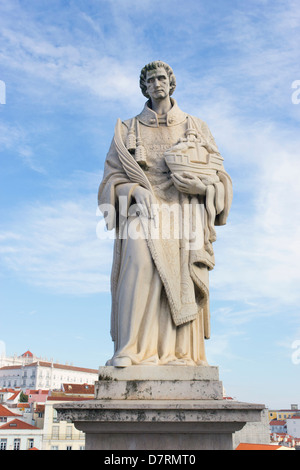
[0,402,43,450]
[270,432,300,449]
[0,388,90,450]
[26,389,49,404]
[42,396,89,450]
[269,420,287,434]
[0,350,98,390]
[0,418,43,450]
[286,416,300,438]
[0,350,37,368]
[0,350,98,450]
[268,405,299,421]
[267,406,300,449]
[55,383,94,397]
[0,389,21,405]
[0,403,21,423]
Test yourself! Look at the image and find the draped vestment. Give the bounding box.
[98,99,232,366]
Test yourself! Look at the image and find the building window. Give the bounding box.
[52,426,59,439]
[66,426,72,439]
[66,446,72,450]
[51,446,59,450]
[27,438,34,449]
[13,439,21,450]
[0,439,7,450]
[53,408,59,423]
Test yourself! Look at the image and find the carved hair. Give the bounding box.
[139,61,176,98]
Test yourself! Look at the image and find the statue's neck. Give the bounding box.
[149,96,172,116]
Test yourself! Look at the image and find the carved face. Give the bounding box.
[145,67,170,102]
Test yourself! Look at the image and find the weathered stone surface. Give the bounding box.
[55,398,265,423]
[95,379,222,400]
[95,365,222,400]
[54,363,267,449]
[98,365,220,381]
[54,398,266,450]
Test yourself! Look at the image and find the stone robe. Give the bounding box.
[98,99,232,366]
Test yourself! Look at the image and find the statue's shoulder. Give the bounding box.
[188,114,215,140]
[188,114,209,131]
[112,117,133,140]
[121,117,135,129]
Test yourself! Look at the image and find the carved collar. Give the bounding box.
[137,98,187,127]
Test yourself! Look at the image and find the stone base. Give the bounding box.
[95,365,223,400]
[54,366,266,451]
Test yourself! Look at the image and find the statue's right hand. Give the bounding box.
[132,186,156,219]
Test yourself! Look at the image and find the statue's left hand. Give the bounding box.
[171,172,206,196]
[132,186,157,219]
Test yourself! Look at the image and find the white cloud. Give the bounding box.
[1,0,299,317]
[210,125,300,311]
[0,171,113,294]
[206,331,245,366]
[0,121,46,173]
[186,92,300,319]
[0,2,145,111]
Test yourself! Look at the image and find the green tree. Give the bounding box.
[19,391,28,403]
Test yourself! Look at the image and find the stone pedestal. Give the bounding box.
[54,365,266,451]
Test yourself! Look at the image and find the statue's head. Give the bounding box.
[139,61,176,99]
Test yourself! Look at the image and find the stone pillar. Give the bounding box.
[54,365,266,450]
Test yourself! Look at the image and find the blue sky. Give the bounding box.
[0,0,300,409]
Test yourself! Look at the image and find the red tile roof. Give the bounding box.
[34,404,45,413]
[24,361,98,373]
[0,366,20,370]
[7,391,21,401]
[236,443,291,450]
[62,383,94,394]
[1,361,97,373]
[0,418,40,430]
[270,420,286,426]
[278,409,299,411]
[0,404,21,417]
[47,396,93,402]
[21,350,33,357]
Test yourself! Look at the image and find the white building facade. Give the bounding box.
[0,360,98,391]
[0,350,38,368]
[0,420,43,450]
[286,417,300,438]
[42,398,85,450]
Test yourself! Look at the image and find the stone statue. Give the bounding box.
[98,61,232,367]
